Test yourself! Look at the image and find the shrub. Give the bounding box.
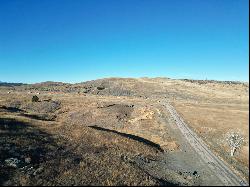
[97,86,105,90]
[32,95,39,102]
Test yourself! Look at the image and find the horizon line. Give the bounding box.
[0,76,249,85]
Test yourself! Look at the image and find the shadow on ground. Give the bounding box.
[0,106,24,113]
[89,125,164,152]
[0,116,177,186]
[20,113,56,121]
[0,117,77,185]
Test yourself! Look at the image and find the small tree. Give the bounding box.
[32,95,39,102]
[225,130,244,157]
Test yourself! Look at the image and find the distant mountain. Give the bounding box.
[0,81,25,87]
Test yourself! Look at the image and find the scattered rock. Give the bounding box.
[5,158,22,168]
[127,104,134,108]
[26,166,35,175]
[33,167,44,175]
[25,157,32,164]
[121,154,134,163]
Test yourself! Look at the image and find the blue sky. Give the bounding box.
[0,0,249,83]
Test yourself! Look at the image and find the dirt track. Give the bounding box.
[164,102,248,186]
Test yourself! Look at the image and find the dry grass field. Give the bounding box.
[170,80,249,181]
[173,102,249,179]
[0,95,165,185]
[0,77,248,185]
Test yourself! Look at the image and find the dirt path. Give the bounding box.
[163,102,248,186]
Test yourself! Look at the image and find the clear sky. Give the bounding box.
[0,0,249,83]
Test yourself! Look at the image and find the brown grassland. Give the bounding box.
[0,77,248,185]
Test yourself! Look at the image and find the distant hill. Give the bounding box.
[0,78,248,98]
[32,81,70,87]
[0,81,25,87]
[179,79,248,85]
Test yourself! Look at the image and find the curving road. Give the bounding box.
[163,102,248,186]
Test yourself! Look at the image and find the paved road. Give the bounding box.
[163,102,248,186]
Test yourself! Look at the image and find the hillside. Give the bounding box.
[0,77,248,185]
